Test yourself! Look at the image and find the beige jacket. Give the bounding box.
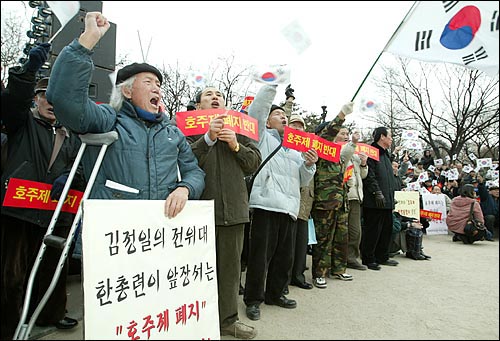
[347,154,368,203]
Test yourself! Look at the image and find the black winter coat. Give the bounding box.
[1,67,83,228]
[362,142,398,210]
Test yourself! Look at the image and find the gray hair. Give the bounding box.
[109,75,136,111]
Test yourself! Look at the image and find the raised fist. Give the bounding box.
[341,101,354,116]
[26,43,51,72]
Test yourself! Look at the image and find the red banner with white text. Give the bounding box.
[176,109,259,141]
[2,178,83,214]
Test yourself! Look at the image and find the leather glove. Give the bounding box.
[374,190,385,208]
[341,101,354,116]
[50,174,68,200]
[26,43,51,72]
[285,84,295,100]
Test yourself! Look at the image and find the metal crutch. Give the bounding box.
[14,131,118,340]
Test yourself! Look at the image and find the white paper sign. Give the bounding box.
[422,193,448,235]
[82,200,219,340]
[434,158,443,167]
[395,191,420,221]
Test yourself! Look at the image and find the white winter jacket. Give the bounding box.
[247,85,315,220]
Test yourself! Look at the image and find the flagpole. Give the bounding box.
[350,1,421,101]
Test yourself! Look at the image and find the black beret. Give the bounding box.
[115,62,163,85]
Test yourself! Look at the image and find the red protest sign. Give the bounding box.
[176,109,259,141]
[2,178,83,214]
[420,209,442,220]
[338,142,379,161]
[283,126,341,163]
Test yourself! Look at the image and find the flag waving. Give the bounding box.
[385,1,499,77]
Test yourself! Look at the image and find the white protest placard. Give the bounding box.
[422,193,448,235]
[434,158,443,167]
[82,200,219,340]
[395,191,420,221]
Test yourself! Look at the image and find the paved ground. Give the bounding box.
[32,233,499,340]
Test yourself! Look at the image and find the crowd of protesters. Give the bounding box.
[1,11,498,340]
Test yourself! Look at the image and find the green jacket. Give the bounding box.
[313,115,356,211]
[188,134,261,226]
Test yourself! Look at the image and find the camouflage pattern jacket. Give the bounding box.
[313,115,356,212]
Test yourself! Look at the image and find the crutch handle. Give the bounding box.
[44,235,66,250]
[79,131,118,146]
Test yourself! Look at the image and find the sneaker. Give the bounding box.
[313,277,327,289]
[220,320,257,339]
[331,273,353,281]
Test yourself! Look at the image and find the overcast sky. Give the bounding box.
[2,1,414,126]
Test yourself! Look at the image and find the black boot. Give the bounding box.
[420,248,431,260]
[405,228,426,260]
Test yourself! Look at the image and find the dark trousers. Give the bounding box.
[484,215,498,237]
[361,208,393,264]
[216,224,244,328]
[244,209,296,306]
[289,218,308,286]
[1,215,69,339]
